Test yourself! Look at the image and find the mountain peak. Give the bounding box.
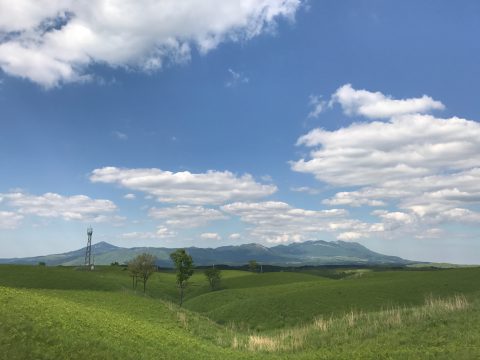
[0,239,411,266]
[92,241,119,251]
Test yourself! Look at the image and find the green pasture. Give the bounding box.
[0,265,479,359]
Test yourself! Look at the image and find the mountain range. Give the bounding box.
[0,240,412,267]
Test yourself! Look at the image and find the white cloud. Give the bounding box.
[0,0,301,87]
[148,205,227,228]
[326,169,480,229]
[371,210,415,232]
[156,226,176,238]
[1,192,118,222]
[229,233,241,239]
[225,68,249,87]
[121,226,176,240]
[307,94,327,118]
[294,85,480,240]
[90,166,277,205]
[323,191,386,207]
[336,231,363,241]
[373,210,414,225]
[294,114,480,186]
[200,232,221,240]
[124,193,136,200]
[0,211,23,229]
[221,201,365,243]
[330,84,445,119]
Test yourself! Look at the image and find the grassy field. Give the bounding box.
[0,265,479,359]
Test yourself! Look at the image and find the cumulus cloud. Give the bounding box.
[0,0,301,87]
[123,193,136,200]
[0,211,24,229]
[294,85,480,240]
[121,226,176,239]
[294,114,480,186]
[336,231,363,241]
[229,233,242,239]
[155,226,176,238]
[373,210,414,225]
[90,166,277,205]
[221,201,371,243]
[325,169,480,229]
[0,192,119,222]
[323,190,387,207]
[200,232,221,240]
[149,205,227,228]
[330,84,445,119]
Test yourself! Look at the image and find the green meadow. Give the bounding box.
[1,265,479,359]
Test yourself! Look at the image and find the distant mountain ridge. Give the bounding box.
[0,240,411,266]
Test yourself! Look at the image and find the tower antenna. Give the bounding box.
[85,226,93,269]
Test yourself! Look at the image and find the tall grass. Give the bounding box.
[238,294,469,352]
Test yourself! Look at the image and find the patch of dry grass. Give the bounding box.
[237,294,470,353]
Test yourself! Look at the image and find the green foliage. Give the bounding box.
[204,267,222,290]
[37,261,46,267]
[0,265,480,359]
[170,249,194,305]
[248,260,258,272]
[127,253,156,293]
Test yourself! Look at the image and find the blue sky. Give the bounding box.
[1,1,480,263]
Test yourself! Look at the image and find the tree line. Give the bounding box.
[127,249,222,306]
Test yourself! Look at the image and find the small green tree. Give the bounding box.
[38,261,46,267]
[170,249,194,306]
[128,257,140,290]
[128,253,157,293]
[248,260,258,272]
[204,267,221,291]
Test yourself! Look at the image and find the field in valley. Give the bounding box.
[1,265,479,359]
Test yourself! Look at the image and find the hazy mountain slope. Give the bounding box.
[0,242,119,265]
[0,240,410,266]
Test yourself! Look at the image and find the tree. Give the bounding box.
[248,260,258,273]
[128,258,139,290]
[170,249,194,306]
[128,253,157,293]
[204,266,221,291]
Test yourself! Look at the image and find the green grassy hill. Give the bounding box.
[1,265,479,359]
[184,268,480,330]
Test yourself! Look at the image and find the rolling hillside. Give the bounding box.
[1,265,479,359]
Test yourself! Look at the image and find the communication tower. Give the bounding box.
[84,227,93,269]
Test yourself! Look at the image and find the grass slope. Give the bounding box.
[0,265,479,359]
[184,268,480,330]
[0,287,247,360]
